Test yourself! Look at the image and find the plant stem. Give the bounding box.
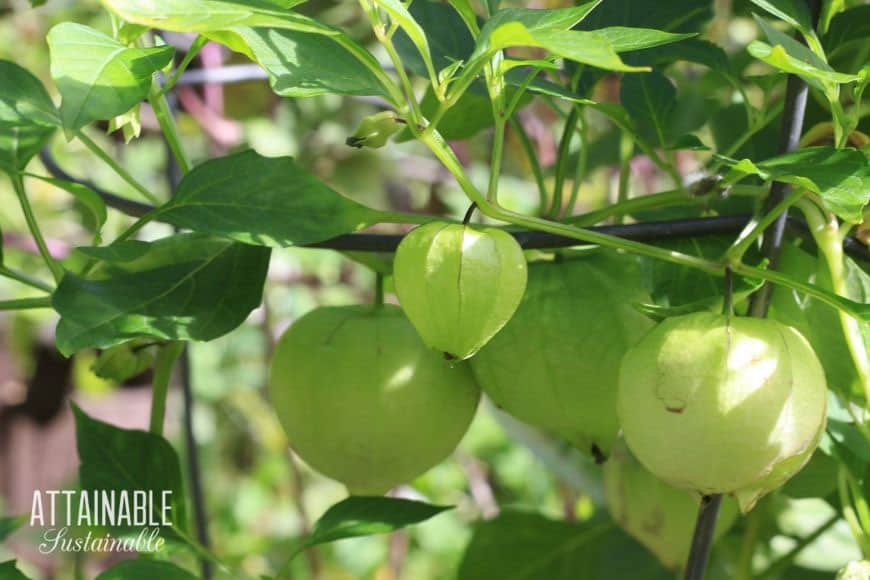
[566,189,689,226]
[149,81,191,174]
[0,297,52,310]
[159,35,208,97]
[684,495,723,580]
[549,106,579,218]
[726,188,805,264]
[797,198,870,403]
[0,266,53,293]
[756,513,840,580]
[149,341,184,436]
[509,117,549,216]
[74,130,160,205]
[373,272,385,307]
[565,109,589,218]
[488,118,506,203]
[9,173,63,283]
[734,504,763,580]
[615,129,634,224]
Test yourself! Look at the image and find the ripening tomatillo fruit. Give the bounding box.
[346,111,403,149]
[470,252,654,459]
[604,440,738,570]
[269,305,480,495]
[618,312,827,512]
[393,221,527,360]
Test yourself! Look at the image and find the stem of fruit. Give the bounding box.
[373,273,384,307]
[795,198,870,403]
[0,266,53,293]
[74,129,160,205]
[683,495,723,580]
[149,341,184,436]
[0,297,53,310]
[9,173,63,283]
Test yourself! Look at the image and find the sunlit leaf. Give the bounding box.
[0,60,59,173]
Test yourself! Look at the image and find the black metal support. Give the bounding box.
[684,495,724,580]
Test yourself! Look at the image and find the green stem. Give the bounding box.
[149,341,184,436]
[796,199,870,403]
[735,505,763,580]
[75,130,160,205]
[615,129,633,224]
[149,80,191,174]
[0,297,52,310]
[550,106,579,219]
[565,188,688,226]
[488,117,506,203]
[0,266,53,293]
[158,35,208,97]
[756,513,840,580]
[565,109,589,218]
[838,466,870,556]
[726,188,805,264]
[428,54,489,130]
[377,210,455,225]
[9,173,63,283]
[509,117,549,216]
[373,272,384,307]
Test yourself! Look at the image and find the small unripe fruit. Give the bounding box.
[269,305,480,495]
[618,312,827,512]
[346,111,402,148]
[394,222,527,360]
[604,440,738,570]
[470,253,654,458]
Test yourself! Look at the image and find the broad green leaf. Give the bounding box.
[728,146,869,223]
[824,5,870,57]
[47,23,174,132]
[53,233,271,355]
[24,174,107,243]
[72,404,188,533]
[283,497,451,563]
[472,2,602,59]
[749,0,814,36]
[578,0,713,33]
[214,27,388,97]
[394,0,474,79]
[620,70,676,147]
[372,0,436,83]
[152,150,382,247]
[755,14,828,72]
[100,0,325,34]
[447,0,478,34]
[770,242,869,402]
[625,38,731,77]
[748,41,860,87]
[96,560,198,580]
[0,561,30,580]
[488,26,646,72]
[596,27,695,53]
[458,511,672,579]
[0,515,26,542]
[0,60,59,173]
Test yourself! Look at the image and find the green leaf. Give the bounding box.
[749,0,815,36]
[0,515,26,542]
[24,174,107,243]
[489,26,646,72]
[394,0,474,79]
[458,511,672,579]
[306,496,450,547]
[577,0,713,34]
[472,2,602,59]
[100,0,324,33]
[53,233,271,355]
[625,38,731,77]
[727,146,869,223]
[153,150,381,247]
[96,560,198,580]
[213,27,388,97]
[824,5,870,57]
[72,404,188,533]
[372,0,436,82]
[620,70,676,148]
[0,60,59,173]
[596,27,695,53]
[0,561,30,580]
[447,0,478,35]
[748,41,859,87]
[47,23,174,132]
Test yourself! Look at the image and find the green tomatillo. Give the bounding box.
[268,304,480,495]
[604,440,738,570]
[618,312,827,513]
[470,252,654,460]
[346,111,403,149]
[393,221,527,360]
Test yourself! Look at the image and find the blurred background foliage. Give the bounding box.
[0,0,865,578]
